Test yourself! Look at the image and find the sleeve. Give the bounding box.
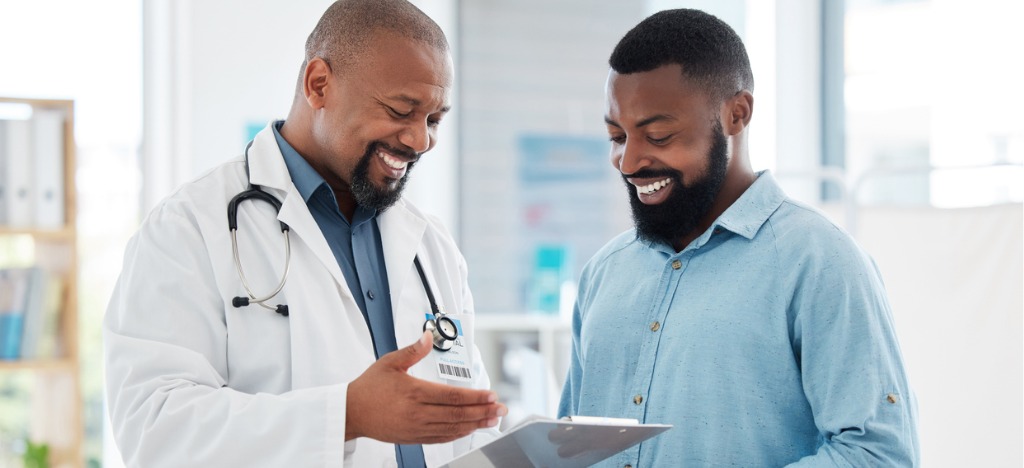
[557,261,591,419]
[556,301,583,419]
[785,236,920,467]
[104,203,348,467]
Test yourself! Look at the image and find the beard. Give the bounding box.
[349,141,418,212]
[623,120,729,247]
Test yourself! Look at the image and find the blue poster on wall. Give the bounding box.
[517,134,619,316]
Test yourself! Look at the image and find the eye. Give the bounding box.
[427,116,442,128]
[647,135,672,145]
[608,134,626,145]
[387,106,412,118]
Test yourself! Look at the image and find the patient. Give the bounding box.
[558,9,920,467]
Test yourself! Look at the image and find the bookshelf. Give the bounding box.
[0,97,81,468]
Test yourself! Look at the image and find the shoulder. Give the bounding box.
[579,229,641,280]
[765,199,866,262]
[138,158,248,235]
[765,199,884,291]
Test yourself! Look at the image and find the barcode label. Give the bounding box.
[437,362,472,381]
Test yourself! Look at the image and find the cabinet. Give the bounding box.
[0,97,81,467]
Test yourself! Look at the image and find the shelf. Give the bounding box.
[0,227,75,240]
[0,96,82,467]
[0,358,76,372]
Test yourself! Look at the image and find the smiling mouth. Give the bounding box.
[377,149,409,170]
[635,177,672,195]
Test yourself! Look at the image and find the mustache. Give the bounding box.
[371,141,420,163]
[621,168,681,181]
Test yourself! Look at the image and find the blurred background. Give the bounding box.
[0,0,1020,466]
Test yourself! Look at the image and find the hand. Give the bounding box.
[345,331,507,444]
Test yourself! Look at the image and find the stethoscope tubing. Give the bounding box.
[231,227,291,310]
[230,140,456,350]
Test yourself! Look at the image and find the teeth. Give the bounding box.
[637,178,672,195]
[378,151,408,170]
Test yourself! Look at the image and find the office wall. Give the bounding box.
[458,0,641,314]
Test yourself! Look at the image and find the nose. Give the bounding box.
[398,120,433,154]
[615,138,649,175]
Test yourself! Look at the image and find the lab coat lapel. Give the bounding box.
[245,125,354,303]
[244,125,375,389]
[378,200,427,324]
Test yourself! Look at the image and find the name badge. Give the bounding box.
[425,312,473,382]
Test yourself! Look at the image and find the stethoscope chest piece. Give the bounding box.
[424,312,458,351]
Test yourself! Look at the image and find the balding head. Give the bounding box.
[304,0,449,75]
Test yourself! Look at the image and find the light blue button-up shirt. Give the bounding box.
[558,171,919,467]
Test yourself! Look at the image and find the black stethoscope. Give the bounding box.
[226,142,458,351]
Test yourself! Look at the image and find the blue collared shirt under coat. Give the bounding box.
[271,121,397,356]
[558,171,919,467]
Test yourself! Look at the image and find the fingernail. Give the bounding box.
[486,417,499,427]
[497,406,508,417]
[487,392,497,403]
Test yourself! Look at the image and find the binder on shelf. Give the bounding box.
[32,109,65,229]
[4,118,34,228]
[0,267,33,360]
[441,415,672,468]
[19,267,63,360]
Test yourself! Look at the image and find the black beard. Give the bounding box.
[349,142,417,212]
[623,121,729,247]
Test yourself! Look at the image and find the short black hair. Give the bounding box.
[304,0,448,74]
[610,9,753,102]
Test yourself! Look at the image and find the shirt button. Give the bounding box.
[366,290,375,300]
[650,321,661,332]
[887,393,898,404]
[625,465,633,468]
[633,394,643,405]
[671,260,682,270]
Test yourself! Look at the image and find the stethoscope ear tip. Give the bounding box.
[232,296,250,307]
[276,305,289,317]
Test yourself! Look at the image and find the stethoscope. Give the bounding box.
[226,141,458,351]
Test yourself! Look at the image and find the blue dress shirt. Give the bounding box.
[272,122,424,467]
[558,172,919,467]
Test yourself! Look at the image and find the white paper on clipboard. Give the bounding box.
[440,415,672,468]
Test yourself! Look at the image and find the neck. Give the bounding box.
[280,114,358,222]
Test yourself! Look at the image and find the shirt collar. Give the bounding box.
[272,120,326,204]
[711,170,786,240]
[271,120,377,224]
[644,170,786,254]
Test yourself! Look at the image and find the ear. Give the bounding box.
[303,57,332,109]
[721,90,753,136]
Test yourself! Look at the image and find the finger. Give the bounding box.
[414,418,502,444]
[414,380,498,406]
[412,401,508,424]
[381,330,432,371]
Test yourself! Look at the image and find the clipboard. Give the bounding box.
[440,415,672,468]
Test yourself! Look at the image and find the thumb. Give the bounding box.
[385,330,433,371]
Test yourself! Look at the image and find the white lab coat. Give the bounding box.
[104,125,497,467]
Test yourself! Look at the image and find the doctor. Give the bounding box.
[104,1,506,466]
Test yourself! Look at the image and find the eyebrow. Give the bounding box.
[393,94,451,113]
[604,114,677,128]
